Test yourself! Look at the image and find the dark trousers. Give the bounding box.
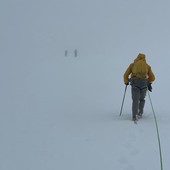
[131,86,147,118]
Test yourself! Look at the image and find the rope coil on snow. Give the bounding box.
[148,91,163,170]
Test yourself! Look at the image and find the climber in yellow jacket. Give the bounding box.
[123,53,155,121]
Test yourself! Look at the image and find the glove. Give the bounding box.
[124,80,129,85]
[148,83,152,92]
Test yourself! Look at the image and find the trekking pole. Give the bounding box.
[148,91,163,170]
[119,85,128,116]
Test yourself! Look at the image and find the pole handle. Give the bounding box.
[119,85,128,116]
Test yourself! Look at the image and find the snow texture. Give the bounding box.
[0,0,170,170]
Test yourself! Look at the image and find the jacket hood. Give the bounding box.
[134,53,146,62]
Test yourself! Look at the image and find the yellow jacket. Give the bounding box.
[124,53,155,84]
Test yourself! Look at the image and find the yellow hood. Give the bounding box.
[134,53,146,62]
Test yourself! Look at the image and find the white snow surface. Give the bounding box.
[1,0,170,170]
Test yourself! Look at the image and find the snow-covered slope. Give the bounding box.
[0,54,169,170]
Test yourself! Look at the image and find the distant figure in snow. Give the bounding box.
[74,49,78,57]
[65,50,68,57]
[123,53,155,121]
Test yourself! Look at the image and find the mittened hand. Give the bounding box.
[148,83,152,92]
